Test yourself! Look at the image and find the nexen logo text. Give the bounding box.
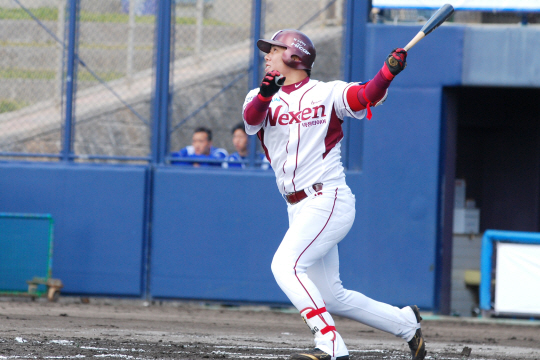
[291,41,311,55]
[264,105,326,126]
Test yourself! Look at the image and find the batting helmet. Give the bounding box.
[257,29,316,70]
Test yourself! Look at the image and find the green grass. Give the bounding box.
[0,6,227,25]
[0,68,124,82]
[0,7,57,21]
[80,10,155,24]
[0,68,55,80]
[0,99,28,114]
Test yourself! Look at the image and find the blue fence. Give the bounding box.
[0,163,147,296]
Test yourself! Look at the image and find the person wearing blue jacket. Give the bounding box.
[171,127,227,167]
[225,122,270,169]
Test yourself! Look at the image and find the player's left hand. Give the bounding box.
[259,70,285,98]
[385,48,407,76]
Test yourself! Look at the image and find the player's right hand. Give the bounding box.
[259,70,285,98]
[384,48,407,76]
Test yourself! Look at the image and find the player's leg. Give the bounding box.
[308,245,419,338]
[271,186,355,359]
[307,245,426,359]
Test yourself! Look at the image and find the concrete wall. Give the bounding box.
[450,234,482,317]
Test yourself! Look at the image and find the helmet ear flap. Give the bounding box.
[282,52,303,69]
[290,54,302,62]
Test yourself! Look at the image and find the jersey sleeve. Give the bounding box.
[331,81,367,120]
[242,88,265,135]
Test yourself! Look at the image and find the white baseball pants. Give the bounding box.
[271,183,420,358]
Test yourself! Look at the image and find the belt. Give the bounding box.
[283,183,323,205]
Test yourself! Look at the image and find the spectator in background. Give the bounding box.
[171,126,228,167]
[224,122,269,169]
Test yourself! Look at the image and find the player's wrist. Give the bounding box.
[381,63,395,81]
[258,93,273,102]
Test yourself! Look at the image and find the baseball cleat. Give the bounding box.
[290,348,349,360]
[407,305,427,360]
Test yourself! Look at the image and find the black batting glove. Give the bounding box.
[385,48,407,76]
[259,70,285,98]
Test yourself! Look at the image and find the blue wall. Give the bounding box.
[342,88,444,309]
[150,167,289,302]
[0,163,147,296]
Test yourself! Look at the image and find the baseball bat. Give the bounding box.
[403,3,454,51]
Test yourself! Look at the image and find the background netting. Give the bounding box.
[168,0,345,157]
[1,0,533,162]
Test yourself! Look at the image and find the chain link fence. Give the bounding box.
[71,0,155,161]
[0,0,65,159]
[0,0,155,162]
[1,1,539,163]
[0,0,346,163]
[168,0,345,158]
[168,0,254,158]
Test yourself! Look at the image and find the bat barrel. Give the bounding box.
[422,3,454,36]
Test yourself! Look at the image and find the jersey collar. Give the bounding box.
[281,77,310,94]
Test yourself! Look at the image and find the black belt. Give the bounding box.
[284,183,323,205]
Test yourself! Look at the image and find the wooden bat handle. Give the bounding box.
[404,31,426,51]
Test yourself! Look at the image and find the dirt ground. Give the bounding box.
[0,297,539,360]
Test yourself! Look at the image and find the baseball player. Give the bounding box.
[242,29,426,360]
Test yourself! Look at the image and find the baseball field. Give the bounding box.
[0,297,539,360]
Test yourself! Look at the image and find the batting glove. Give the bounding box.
[385,48,407,76]
[259,70,285,98]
